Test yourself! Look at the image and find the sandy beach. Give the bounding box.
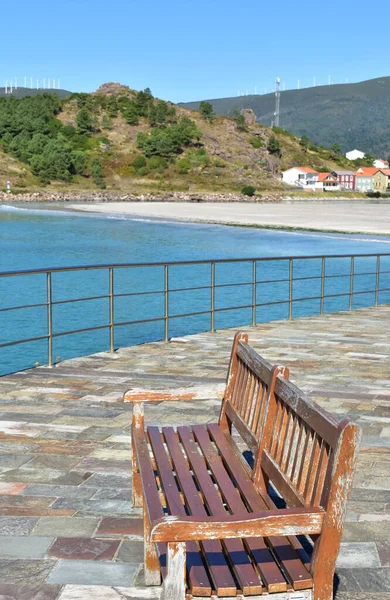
[71,201,390,235]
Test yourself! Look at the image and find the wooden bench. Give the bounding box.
[125,332,361,600]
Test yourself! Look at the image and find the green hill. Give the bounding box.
[180,77,390,157]
[0,83,353,195]
[0,87,72,100]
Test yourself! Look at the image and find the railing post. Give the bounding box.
[211,262,215,332]
[320,257,325,315]
[375,255,381,306]
[164,265,169,342]
[47,272,53,367]
[252,260,257,326]
[349,256,355,311]
[288,259,293,320]
[109,267,115,353]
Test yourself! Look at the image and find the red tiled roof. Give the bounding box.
[355,167,379,176]
[318,172,337,182]
[380,169,390,176]
[298,167,318,173]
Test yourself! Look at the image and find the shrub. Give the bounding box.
[133,155,147,169]
[267,135,281,156]
[136,166,150,177]
[249,137,263,149]
[148,156,168,170]
[241,185,256,197]
[177,157,192,174]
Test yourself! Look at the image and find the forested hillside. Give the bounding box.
[0,83,351,194]
[180,77,390,157]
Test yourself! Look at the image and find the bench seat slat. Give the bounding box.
[161,426,238,597]
[147,426,212,596]
[207,424,313,591]
[177,425,264,596]
[192,424,289,594]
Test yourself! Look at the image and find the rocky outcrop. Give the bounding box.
[240,109,257,126]
[0,190,283,204]
[95,82,133,96]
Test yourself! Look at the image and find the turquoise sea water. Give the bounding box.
[1,203,390,375]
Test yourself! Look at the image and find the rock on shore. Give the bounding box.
[0,190,283,204]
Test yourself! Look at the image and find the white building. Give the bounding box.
[282,167,319,188]
[346,149,365,161]
[373,159,389,169]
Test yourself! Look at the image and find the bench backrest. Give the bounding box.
[219,332,287,455]
[219,332,361,514]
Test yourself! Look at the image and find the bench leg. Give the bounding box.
[131,404,144,508]
[144,510,161,586]
[161,542,186,600]
[131,441,143,507]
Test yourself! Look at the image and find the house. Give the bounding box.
[373,169,390,193]
[282,167,319,188]
[354,167,379,192]
[373,159,389,169]
[318,172,339,191]
[332,170,356,190]
[346,149,365,161]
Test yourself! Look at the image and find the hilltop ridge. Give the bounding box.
[180,77,390,156]
[0,83,354,196]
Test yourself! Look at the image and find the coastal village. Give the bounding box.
[282,151,390,192]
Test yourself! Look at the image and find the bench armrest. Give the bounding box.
[124,383,225,404]
[150,507,324,542]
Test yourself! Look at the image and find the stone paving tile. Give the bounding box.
[31,517,99,537]
[337,542,381,568]
[0,482,28,494]
[377,542,390,566]
[96,517,143,538]
[0,536,53,558]
[47,560,138,586]
[50,498,127,515]
[0,559,57,584]
[337,568,390,593]
[57,585,161,599]
[116,540,144,563]
[21,484,98,500]
[0,583,61,600]
[0,495,56,508]
[0,516,39,536]
[48,537,121,560]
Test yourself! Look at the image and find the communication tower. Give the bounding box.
[274,77,281,127]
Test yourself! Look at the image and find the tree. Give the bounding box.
[236,114,247,132]
[267,135,281,157]
[331,142,341,156]
[199,101,215,123]
[300,134,310,150]
[122,103,139,125]
[90,157,106,188]
[101,115,113,130]
[70,151,88,175]
[76,107,97,136]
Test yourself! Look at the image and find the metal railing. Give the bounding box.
[1,252,390,372]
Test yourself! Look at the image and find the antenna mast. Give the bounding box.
[274,77,281,127]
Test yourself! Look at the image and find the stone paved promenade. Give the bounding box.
[0,306,389,600]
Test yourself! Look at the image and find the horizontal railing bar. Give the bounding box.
[167,309,212,319]
[52,294,109,306]
[2,252,390,278]
[114,290,164,299]
[52,324,110,338]
[0,334,49,349]
[115,316,165,327]
[0,301,48,313]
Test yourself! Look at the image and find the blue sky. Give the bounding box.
[1,0,386,102]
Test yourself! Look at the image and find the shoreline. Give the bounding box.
[68,201,390,237]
